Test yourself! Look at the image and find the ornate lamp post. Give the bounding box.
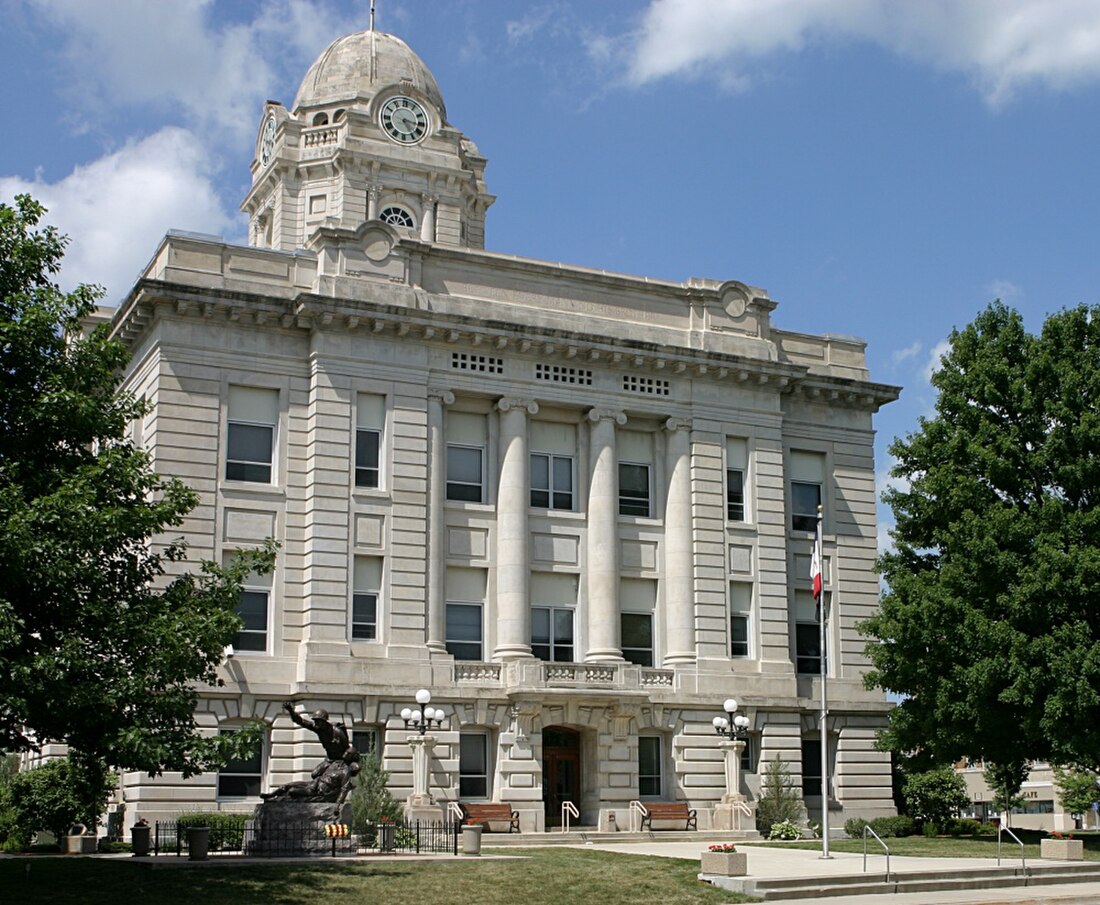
[712,698,752,831]
[402,689,445,814]
[401,688,446,735]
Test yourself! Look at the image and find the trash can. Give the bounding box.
[187,826,211,861]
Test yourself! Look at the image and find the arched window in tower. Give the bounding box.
[380,206,415,229]
[312,112,329,126]
[333,109,346,122]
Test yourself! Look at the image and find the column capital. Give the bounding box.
[663,416,692,433]
[586,407,627,426]
[422,192,439,204]
[497,397,539,415]
[427,387,455,405]
[367,183,384,200]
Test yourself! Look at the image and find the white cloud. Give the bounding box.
[624,0,1100,104]
[986,278,1023,301]
[890,340,921,366]
[30,0,359,146]
[0,128,234,304]
[922,338,952,384]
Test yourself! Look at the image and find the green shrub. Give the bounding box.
[922,821,939,837]
[6,757,116,843]
[177,813,248,851]
[869,815,917,838]
[97,839,132,853]
[977,822,998,836]
[768,819,803,840]
[947,818,983,837]
[350,755,403,838]
[844,817,868,838]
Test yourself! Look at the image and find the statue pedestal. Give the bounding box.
[251,801,353,856]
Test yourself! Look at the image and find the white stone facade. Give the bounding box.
[106,29,899,831]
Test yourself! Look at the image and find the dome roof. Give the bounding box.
[293,30,445,117]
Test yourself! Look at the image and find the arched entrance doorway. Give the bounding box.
[542,726,581,828]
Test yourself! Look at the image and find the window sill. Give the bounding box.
[445,501,496,515]
[529,508,585,521]
[352,488,392,502]
[221,481,285,498]
[617,515,663,528]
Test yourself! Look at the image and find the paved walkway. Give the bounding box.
[562,841,1100,905]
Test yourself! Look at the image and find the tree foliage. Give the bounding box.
[350,754,403,836]
[7,757,117,843]
[863,302,1100,771]
[0,195,272,779]
[754,755,804,832]
[902,765,970,827]
[982,760,1027,817]
[1053,765,1099,818]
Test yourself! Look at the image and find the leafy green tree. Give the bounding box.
[864,302,1100,771]
[7,757,116,843]
[983,760,1027,822]
[0,195,272,781]
[350,754,403,836]
[1054,765,1100,826]
[754,755,804,832]
[902,765,970,828]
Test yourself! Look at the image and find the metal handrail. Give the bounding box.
[998,824,1027,873]
[447,801,464,823]
[732,800,751,831]
[561,801,579,832]
[629,800,648,833]
[863,824,892,882]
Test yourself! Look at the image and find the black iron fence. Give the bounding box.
[152,818,459,858]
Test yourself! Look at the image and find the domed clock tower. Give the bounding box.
[242,30,494,252]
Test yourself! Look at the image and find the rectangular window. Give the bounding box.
[790,450,825,531]
[618,430,653,517]
[727,438,747,521]
[355,393,384,488]
[530,453,574,510]
[530,572,577,661]
[235,590,269,652]
[445,567,485,660]
[446,412,487,503]
[802,739,822,797]
[226,386,278,483]
[459,733,489,799]
[530,422,575,510]
[618,463,651,517]
[794,589,826,674]
[217,730,262,798]
[740,737,755,774]
[352,556,382,641]
[730,582,752,658]
[621,578,656,667]
[638,736,663,798]
[352,728,379,760]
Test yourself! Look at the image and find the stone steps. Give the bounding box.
[706,861,1100,901]
[481,827,759,847]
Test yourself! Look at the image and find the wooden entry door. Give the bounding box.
[543,727,581,828]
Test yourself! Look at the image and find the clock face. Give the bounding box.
[259,115,277,168]
[380,96,428,144]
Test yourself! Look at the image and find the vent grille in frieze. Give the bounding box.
[623,374,670,396]
[452,352,503,374]
[535,363,593,386]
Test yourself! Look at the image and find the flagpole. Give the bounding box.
[817,504,831,858]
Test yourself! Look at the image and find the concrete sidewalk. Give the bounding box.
[563,841,1100,904]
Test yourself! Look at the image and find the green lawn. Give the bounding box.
[758,831,1100,861]
[0,847,758,905]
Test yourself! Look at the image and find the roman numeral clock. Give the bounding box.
[380,95,429,144]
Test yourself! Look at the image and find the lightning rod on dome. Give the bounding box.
[369,0,376,32]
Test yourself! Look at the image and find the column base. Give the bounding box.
[492,644,535,661]
[584,649,624,663]
[662,652,696,666]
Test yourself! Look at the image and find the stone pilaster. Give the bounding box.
[420,194,437,242]
[367,183,382,221]
[426,388,454,654]
[586,407,627,662]
[493,397,538,660]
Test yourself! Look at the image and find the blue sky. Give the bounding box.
[4,0,1100,546]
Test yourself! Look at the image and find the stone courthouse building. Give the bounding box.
[106,28,900,831]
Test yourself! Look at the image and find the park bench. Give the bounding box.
[461,802,520,833]
[639,801,697,831]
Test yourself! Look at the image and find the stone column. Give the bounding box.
[662,417,695,665]
[367,184,382,221]
[586,408,627,662]
[420,194,437,242]
[493,397,538,660]
[405,734,442,821]
[426,388,454,654]
[712,739,749,830]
